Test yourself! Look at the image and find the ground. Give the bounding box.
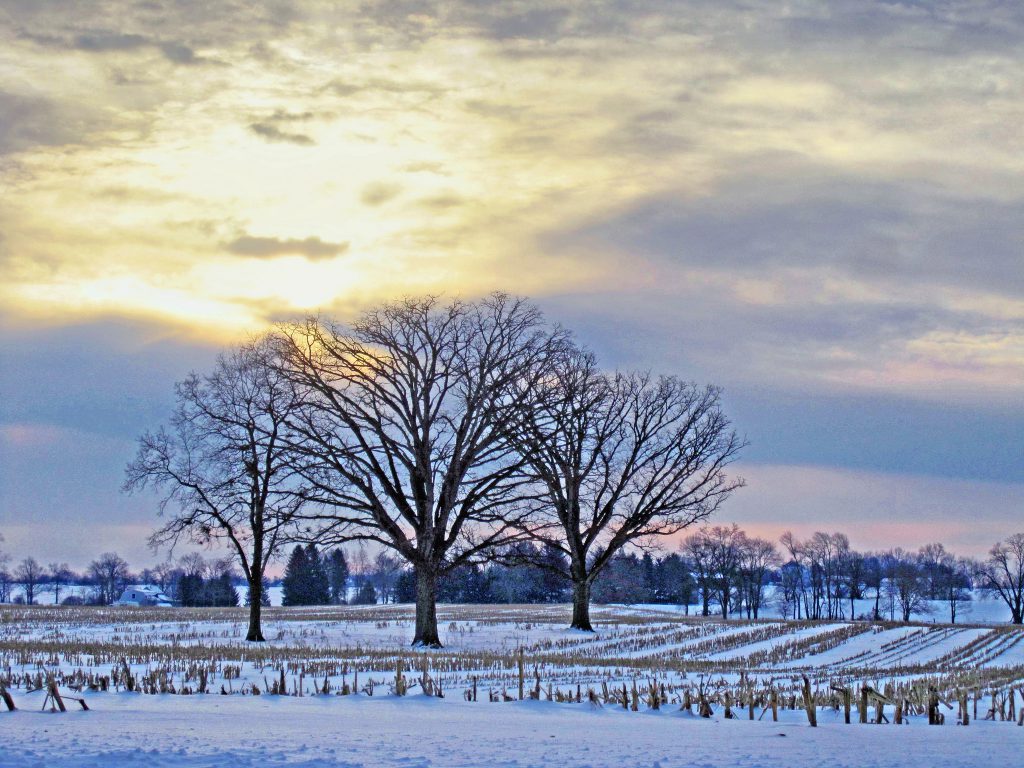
[2,603,1022,767]
[5,691,1022,767]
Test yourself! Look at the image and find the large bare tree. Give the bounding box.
[275,294,564,646]
[514,346,744,631]
[124,337,308,641]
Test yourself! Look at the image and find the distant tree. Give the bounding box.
[205,569,240,607]
[684,525,745,619]
[781,531,850,620]
[592,552,650,605]
[777,560,804,620]
[282,545,310,606]
[975,534,1024,624]
[370,551,404,604]
[535,544,571,603]
[352,581,377,605]
[514,346,744,631]
[654,553,695,609]
[683,534,717,616]
[88,552,131,605]
[245,575,272,607]
[887,549,929,622]
[737,536,780,619]
[779,532,807,619]
[935,556,973,624]
[439,564,491,603]
[15,557,44,605]
[841,550,867,620]
[46,563,75,605]
[489,543,544,603]
[304,544,331,605]
[0,567,12,603]
[395,569,416,603]
[150,561,180,596]
[861,554,884,620]
[177,572,205,606]
[327,549,349,604]
[124,336,309,641]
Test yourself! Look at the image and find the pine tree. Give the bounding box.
[282,546,309,606]
[328,549,349,604]
[205,570,239,607]
[245,576,271,606]
[352,581,377,605]
[177,573,204,607]
[305,544,331,605]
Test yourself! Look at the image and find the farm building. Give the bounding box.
[115,585,173,607]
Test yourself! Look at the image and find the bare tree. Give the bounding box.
[698,524,746,619]
[885,548,929,622]
[15,557,44,605]
[975,534,1024,624]
[46,563,74,604]
[515,343,744,630]
[276,294,564,646]
[124,337,308,641]
[779,531,807,620]
[88,552,131,605]
[683,533,717,616]
[737,535,780,619]
[0,534,10,603]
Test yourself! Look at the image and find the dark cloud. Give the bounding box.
[224,235,348,259]
[0,91,97,155]
[547,158,1024,297]
[416,192,464,210]
[360,181,403,206]
[248,122,315,145]
[73,31,149,51]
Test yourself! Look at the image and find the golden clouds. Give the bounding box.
[0,2,1021,396]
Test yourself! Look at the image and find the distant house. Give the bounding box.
[115,585,174,607]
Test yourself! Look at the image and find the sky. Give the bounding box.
[0,1,1022,571]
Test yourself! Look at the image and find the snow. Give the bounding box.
[4,690,1023,768]
[3,603,1022,767]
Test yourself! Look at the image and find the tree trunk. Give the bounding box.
[571,579,594,631]
[246,577,265,642]
[413,565,442,647]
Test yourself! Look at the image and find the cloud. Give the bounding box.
[224,235,348,259]
[548,159,1024,296]
[0,90,97,155]
[73,31,148,52]
[360,181,403,206]
[248,122,315,145]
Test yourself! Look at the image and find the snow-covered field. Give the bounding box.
[2,604,1022,767]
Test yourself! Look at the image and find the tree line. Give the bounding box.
[2,526,1022,627]
[122,293,744,645]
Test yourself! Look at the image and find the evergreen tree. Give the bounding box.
[328,549,349,605]
[177,572,205,607]
[536,544,571,603]
[245,576,271,607]
[304,544,331,605]
[395,570,416,603]
[282,545,309,606]
[205,570,239,607]
[352,581,377,605]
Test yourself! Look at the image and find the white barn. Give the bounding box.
[115,585,173,607]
